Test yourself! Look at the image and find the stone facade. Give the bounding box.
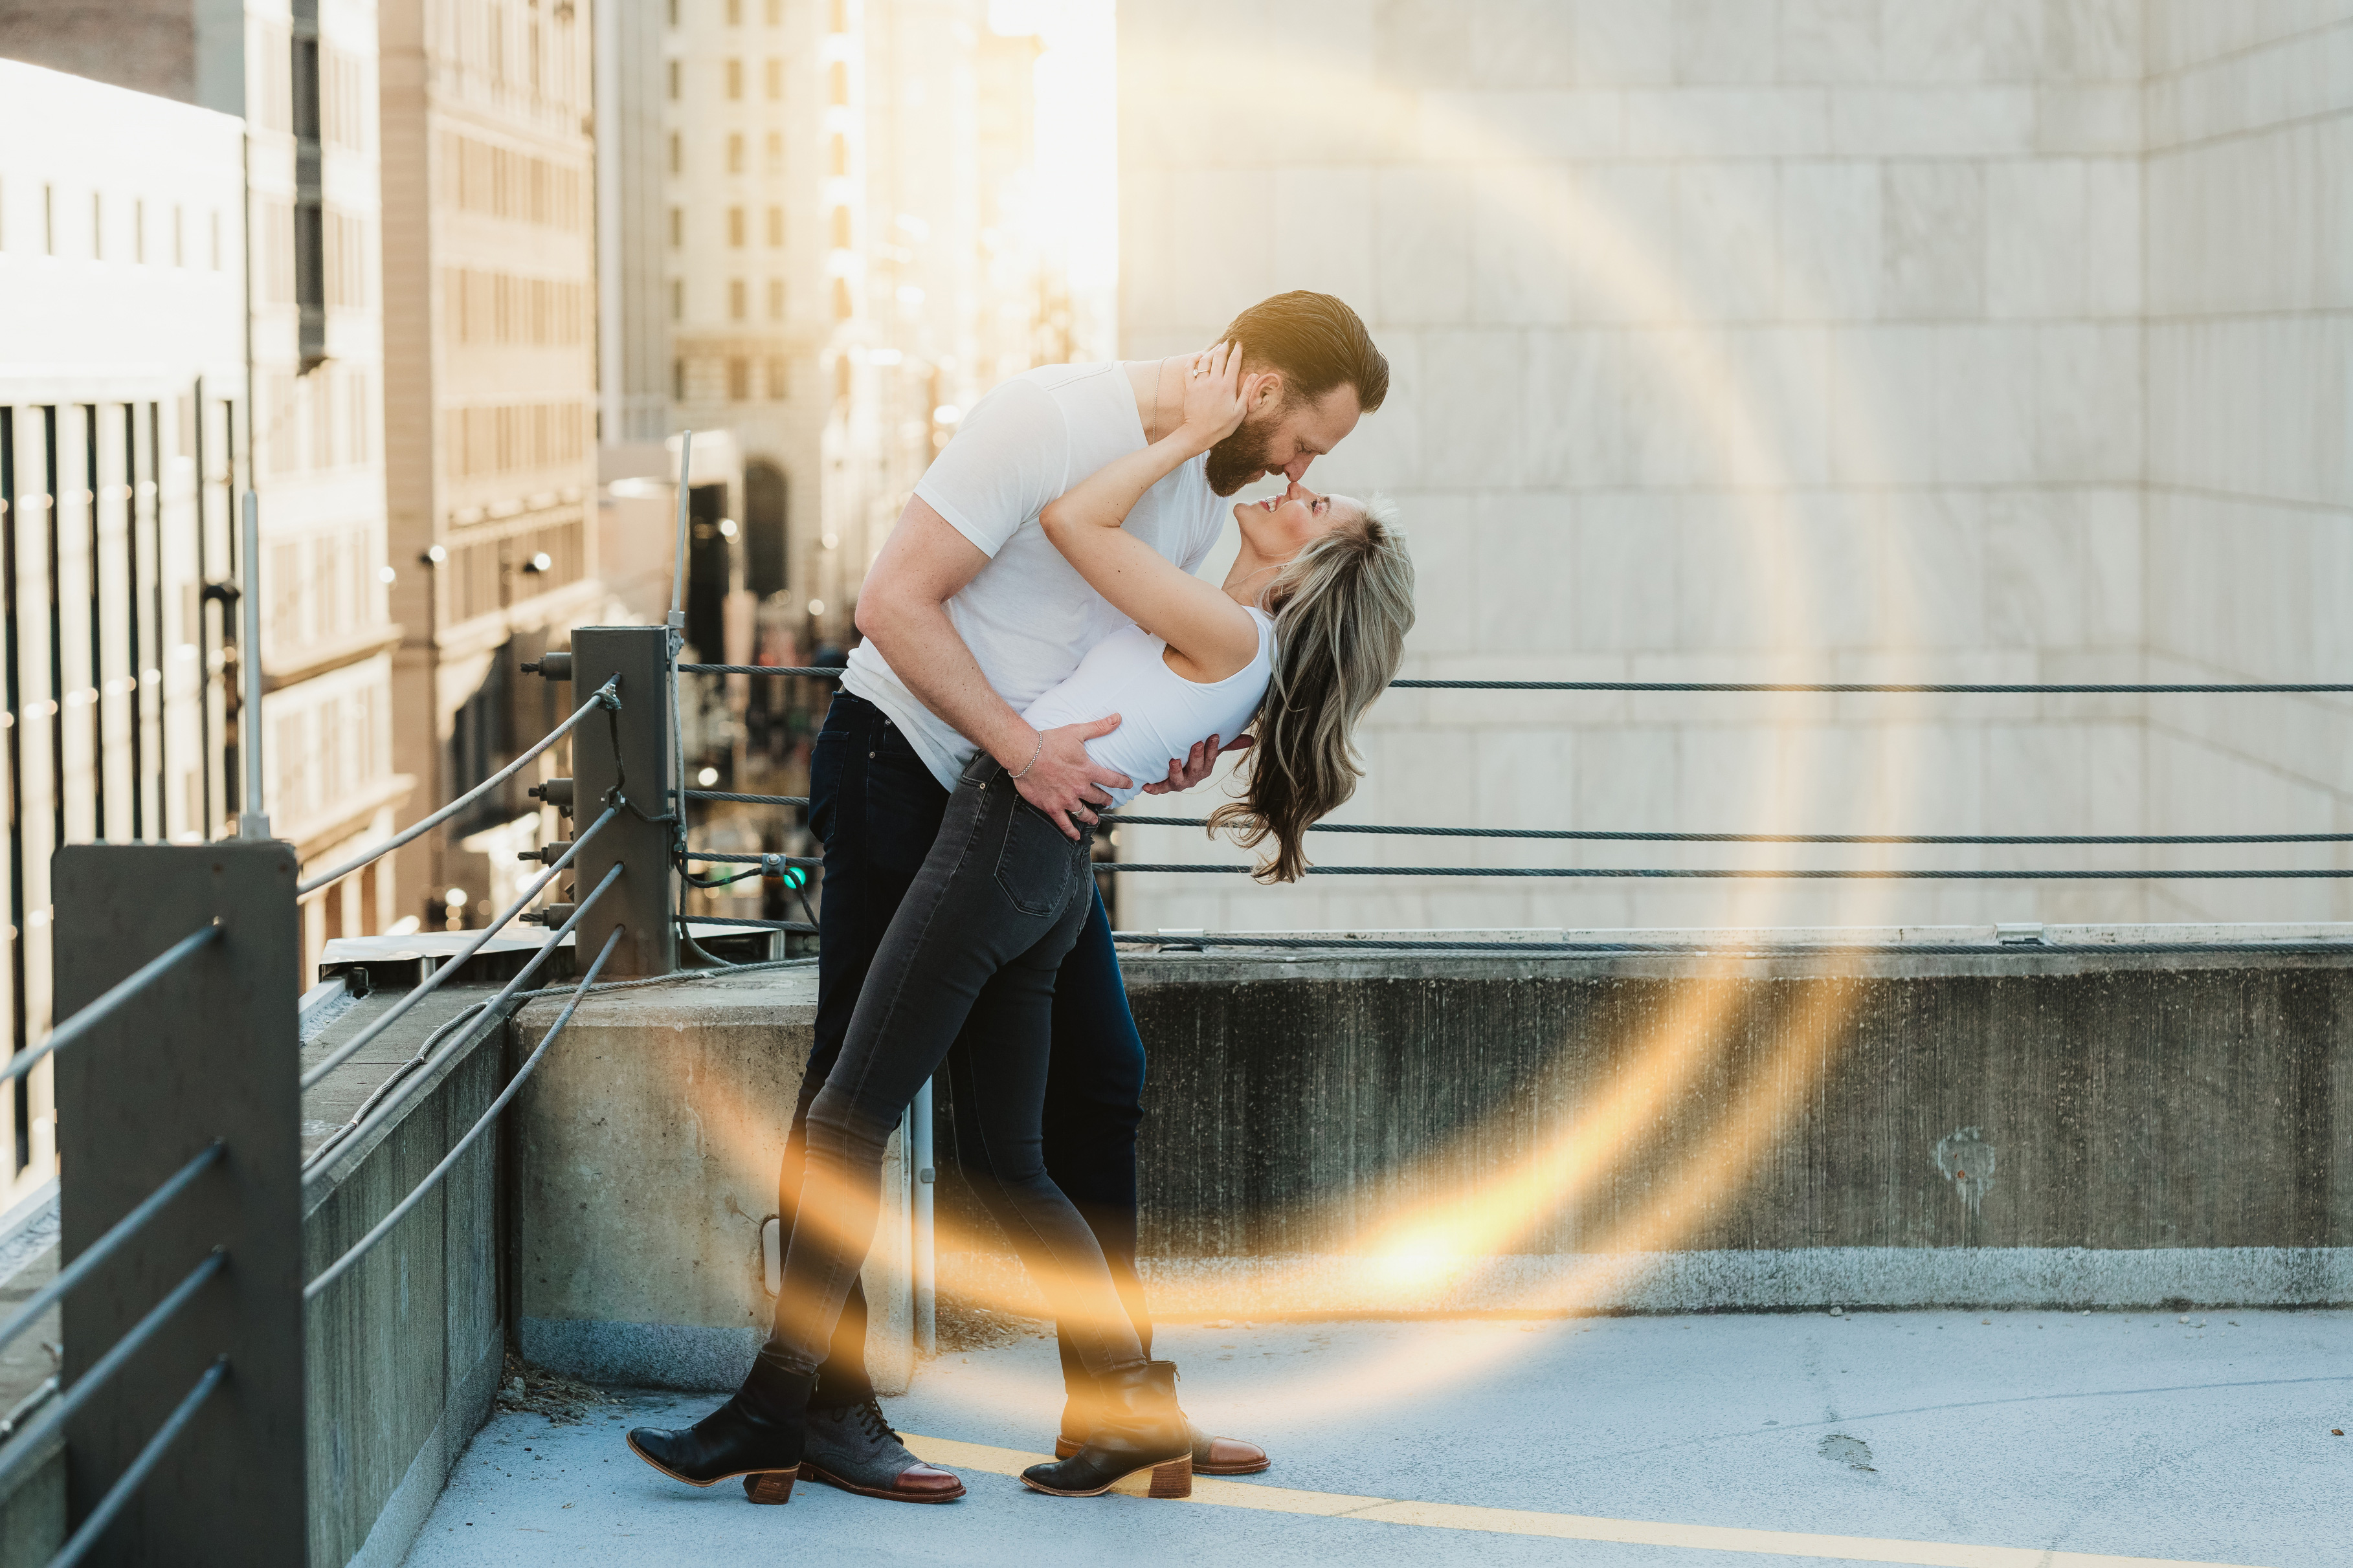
[1114,0,2353,936]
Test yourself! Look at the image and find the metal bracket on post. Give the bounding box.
[570,626,677,977]
[55,842,304,1565]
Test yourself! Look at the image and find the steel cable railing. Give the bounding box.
[306,923,627,1302]
[48,1356,229,1568]
[1104,864,2353,880]
[1110,931,2353,958]
[0,1142,221,1366]
[299,803,621,1092]
[1,921,220,1084]
[296,676,621,898]
[1105,814,2353,848]
[676,665,2353,695]
[301,860,628,1184]
[0,1248,225,1494]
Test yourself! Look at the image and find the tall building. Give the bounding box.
[0,1,405,985]
[377,0,603,926]
[599,0,1046,663]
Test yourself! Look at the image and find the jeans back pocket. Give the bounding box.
[994,801,1078,918]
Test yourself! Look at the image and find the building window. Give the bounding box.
[766,206,783,247]
[828,60,849,105]
[671,279,683,320]
[766,0,780,23]
[726,0,741,21]
[726,59,742,99]
[765,131,783,172]
[667,60,680,99]
[728,206,744,246]
[829,206,850,247]
[673,357,685,400]
[829,0,847,32]
[766,278,785,318]
[669,132,682,173]
[667,0,678,25]
[765,58,782,98]
[670,206,682,247]
[729,278,746,319]
[728,134,744,173]
[829,135,847,176]
[766,357,789,399]
[831,277,851,319]
[728,357,750,401]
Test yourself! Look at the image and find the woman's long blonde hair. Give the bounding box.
[1208,497,1414,883]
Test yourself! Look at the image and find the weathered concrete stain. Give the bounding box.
[1935,1127,1998,1220]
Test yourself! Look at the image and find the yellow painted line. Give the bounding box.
[901,1434,2268,1568]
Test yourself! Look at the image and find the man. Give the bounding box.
[779,292,1388,1501]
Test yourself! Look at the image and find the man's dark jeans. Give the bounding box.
[780,691,1151,1407]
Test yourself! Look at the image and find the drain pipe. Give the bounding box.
[911,1076,935,1356]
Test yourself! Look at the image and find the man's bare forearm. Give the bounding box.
[863,594,1036,766]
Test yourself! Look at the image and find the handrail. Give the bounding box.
[0,1249,225,1494]
[671,664,2353,696]
[306,923,626,1301]
[1102,863,2353,881]
[1390,679,2353,693]
[46,1358,228,1568]
[302,860,627,1186]
[0,1142,221,1362]
[300,804,619,1091]
[2,922,221,1085]
[1104,813,2353,848]
[296,676,620,896]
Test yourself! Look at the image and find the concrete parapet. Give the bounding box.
[301,987,513,1568]
[1013,931,2353,1316]
[513,967,914,1395]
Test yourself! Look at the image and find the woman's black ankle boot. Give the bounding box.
[625,1354,817,1504]
[1020,1360,1192,1498]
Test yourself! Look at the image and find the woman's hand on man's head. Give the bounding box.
[1176,341,1271,452]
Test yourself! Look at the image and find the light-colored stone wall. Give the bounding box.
[1113,1,2352,936]
[2141,2,2353,923]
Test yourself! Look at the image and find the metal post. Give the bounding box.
[669,429,693,635]
[236,490,269,839]
[55,842,304,1565]
[570,626,676,977]
[911,1076,935,1357]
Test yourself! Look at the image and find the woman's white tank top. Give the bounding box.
[1020,608,1277,809]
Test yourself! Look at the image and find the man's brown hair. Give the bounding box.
[1217,291,1388,414]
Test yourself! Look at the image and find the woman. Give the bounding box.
[627,342,1414,1504]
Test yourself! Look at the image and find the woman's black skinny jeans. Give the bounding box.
[766,753,1149,1380]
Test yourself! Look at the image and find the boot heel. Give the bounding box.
[742,1467,799,1505]
[1147,1457,1192,1499]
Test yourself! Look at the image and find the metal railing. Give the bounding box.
[0,612,673,1562]
[12,421,2349,1562]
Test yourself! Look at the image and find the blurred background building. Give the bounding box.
[1113,0,2353,937]
[375,0,603,938]
[594,0,1072,926]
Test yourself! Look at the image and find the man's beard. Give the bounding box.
[1204,409,1282,496]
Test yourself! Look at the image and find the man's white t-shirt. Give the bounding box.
[841,362,1228,791]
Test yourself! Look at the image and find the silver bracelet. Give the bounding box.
[1007,732,1044,780]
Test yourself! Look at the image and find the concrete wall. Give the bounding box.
[1110,0,2353,937]
[937,938,2353,1316]
[302,991,509,1568]
[513,968,914,1396]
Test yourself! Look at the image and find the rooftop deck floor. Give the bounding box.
[403,1309,2348,1567]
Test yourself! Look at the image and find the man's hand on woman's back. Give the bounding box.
[1013,716,1133,839]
